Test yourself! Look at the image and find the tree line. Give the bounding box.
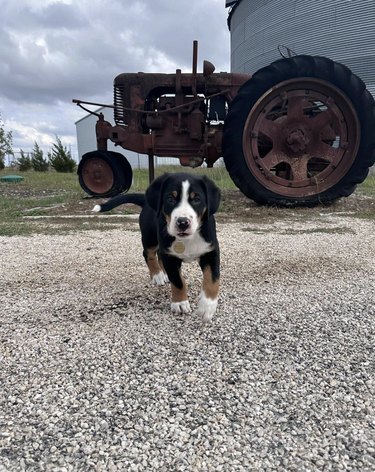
[0,113,76,173]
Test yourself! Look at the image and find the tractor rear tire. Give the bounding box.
[78,150,133,197]
[223,55,375,206]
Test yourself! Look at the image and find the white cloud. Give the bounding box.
[0,0,230,158]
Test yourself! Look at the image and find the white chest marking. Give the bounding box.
[169,232,213,262]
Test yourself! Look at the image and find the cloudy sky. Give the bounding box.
[0,0,231,159]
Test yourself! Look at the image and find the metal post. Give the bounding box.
[192,40,198,76]
[192,40,198,97]
[148,152,155,183]
[96,113,108,151]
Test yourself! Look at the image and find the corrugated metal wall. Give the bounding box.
[229,0,375,95]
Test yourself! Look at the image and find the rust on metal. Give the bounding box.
[73,41,250,169]
[80,157,114,195]
[242,78,360,197]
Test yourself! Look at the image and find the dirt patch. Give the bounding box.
[217,189,375,224]
[2,183,374,238]
[0,184,70,200]
[17,188,375,221]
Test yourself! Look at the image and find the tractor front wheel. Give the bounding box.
[77,150,133,197]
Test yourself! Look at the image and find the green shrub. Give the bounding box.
[31,142,49,172]
[49,136,76,173]
[16,150,32,171]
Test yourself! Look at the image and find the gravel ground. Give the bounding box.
[0,213,374,471]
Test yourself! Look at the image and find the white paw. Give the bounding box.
[171,300,191,315]
[194,292,218,323]
[92,205,101,212]
[152,272,169,286]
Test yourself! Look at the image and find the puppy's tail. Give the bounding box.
[92,193,145,213]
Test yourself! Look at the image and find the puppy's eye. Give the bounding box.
[191,195,201,204]
[167,194,176,204]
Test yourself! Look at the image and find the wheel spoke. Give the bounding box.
[312,109,333,129]
[290,157,308,181]
[261,149,285,170]
[287,94,306,119]
[259,118,280,140]
[320,124,337,142]
[314,142,342,163]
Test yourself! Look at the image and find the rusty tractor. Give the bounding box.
[74,41,375,206]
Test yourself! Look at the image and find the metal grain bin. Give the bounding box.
[227,0,375,96]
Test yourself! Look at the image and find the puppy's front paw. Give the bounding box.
[152,271,169,286]
[171,300,191,315]
[195,293,218,323]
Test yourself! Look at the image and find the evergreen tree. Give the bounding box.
[31,141,49,172]
[49,136,76,173]
[16,150,32,171]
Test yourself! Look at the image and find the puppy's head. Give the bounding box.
[146,173,221,239]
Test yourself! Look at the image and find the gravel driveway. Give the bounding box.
[0,211,374,471]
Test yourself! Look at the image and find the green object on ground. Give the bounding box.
[0,175,24,183]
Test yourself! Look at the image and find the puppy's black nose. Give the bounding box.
[176,217,190,231]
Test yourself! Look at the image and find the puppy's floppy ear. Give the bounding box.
[202,176,221,216]
[145,173,170,214]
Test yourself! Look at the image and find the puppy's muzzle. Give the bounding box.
[176,217,190,230]
[176,217,191,236]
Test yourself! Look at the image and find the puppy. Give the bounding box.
[93,173,221,322]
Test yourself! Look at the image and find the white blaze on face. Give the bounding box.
[167,180,199,238]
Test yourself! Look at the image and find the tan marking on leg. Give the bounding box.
[146,247,162,278]
[202,266,220,299]
[171,272,188,302]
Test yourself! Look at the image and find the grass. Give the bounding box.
[0,167,374,236]
[0,165,235,194]
[357,174,375,196]
[0,166,234,236]
[129,165,237,191]
[0,167,80,191]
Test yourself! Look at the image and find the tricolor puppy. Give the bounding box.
[93,173,221,322]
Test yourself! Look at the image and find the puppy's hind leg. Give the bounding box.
[144,247,169,286]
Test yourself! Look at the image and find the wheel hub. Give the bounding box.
[285,127,310,153]
[82,157,114,194]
